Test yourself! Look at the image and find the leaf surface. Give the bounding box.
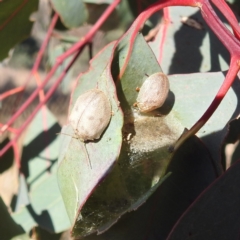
[50,0,88,28]
[57,41,124,237]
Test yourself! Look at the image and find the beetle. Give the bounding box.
[136,72,169,113]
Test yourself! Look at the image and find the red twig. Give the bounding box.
[211,0,240,40]
[0,87,24,101]
[33,72,45,102]
[0,123,17,134]
[0,12,58,167]
[158,7,171,63]
[12,141,20,169]
[201,0,240,56]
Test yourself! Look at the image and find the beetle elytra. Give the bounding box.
[69,89,112,141]
[136,72,169,113]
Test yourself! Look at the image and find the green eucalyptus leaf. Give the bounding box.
[57,42,124,237]
[63,30,184,238]
[50,0,88,28]
[0,0,38,61]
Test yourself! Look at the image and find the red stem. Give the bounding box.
[211,0,240,40]
[12,141,20,169]
[158,7,171,64]
[0,87,24,101]
[201,0,240,56]
[0,123,17,134]
[0,13,58,166]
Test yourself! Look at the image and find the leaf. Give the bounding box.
[12,107,70,233]
[167,159,240,240]
[65,30,184,238]
[57,41,124,237]
[0,197,24,240]
[0,0,39,61]
[75,135,218,240]
[50,0,88,28]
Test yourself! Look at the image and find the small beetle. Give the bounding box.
[135,87,140,92]
[136,72,169,113]
[68,89,112,168]
[69,89,111,141]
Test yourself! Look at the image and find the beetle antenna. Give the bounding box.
[83,143,92,169]
[56,132,78,139]
[57,132,92,169]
